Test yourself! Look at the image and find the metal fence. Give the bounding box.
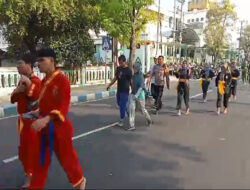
[0,65,113,96]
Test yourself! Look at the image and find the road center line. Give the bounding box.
[190,90,213,99]
[2,122,118,164]
[2,156,18,164]
[1,90,214,164]
[72,122,118,140]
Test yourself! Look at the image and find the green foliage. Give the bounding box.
[204,0,237,63]
[100,0,156,45]
[241,25,250,58]
[100,0,156,66]
[0,0,101,66]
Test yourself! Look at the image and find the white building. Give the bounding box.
[184,9,208,47]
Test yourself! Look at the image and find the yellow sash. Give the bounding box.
[199,79,202,87]
[199,78,211,87]
[218,81,225,95]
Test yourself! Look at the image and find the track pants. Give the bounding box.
[29,120,84,189]
[129,95,151,127]
[116,92,129,119]
[18,118,39,176]
[154,85,164,111]
[230,79,237,97]
[151,83,156,100]
[177,83,189,110]
[217,90,230,108]
[202,80,210,100]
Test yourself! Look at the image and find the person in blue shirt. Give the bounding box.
[200,64,215,102]
[128,63,152,131]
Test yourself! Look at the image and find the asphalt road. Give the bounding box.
[1,80,250,189]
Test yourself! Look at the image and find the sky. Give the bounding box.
[231,0,250,23]
[159,0,250,23]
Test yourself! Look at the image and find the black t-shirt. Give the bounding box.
[116,66,132,93]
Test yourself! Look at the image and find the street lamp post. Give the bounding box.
[173,0,177,61]
[156,0,161,57]
[238,20,247,64]
[178,0,185,60]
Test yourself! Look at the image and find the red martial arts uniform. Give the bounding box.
[29,70,84,189]
[10,74,42,176]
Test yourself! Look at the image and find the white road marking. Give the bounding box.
[3,156,18,164]
[2,122,118,164]
[219,138,226,141]
[72,122,118,141]
[190,90,213,99]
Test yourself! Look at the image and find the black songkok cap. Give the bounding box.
[37,48,56,60]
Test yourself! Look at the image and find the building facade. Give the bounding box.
[184,9,208,47]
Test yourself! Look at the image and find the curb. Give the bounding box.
[0,89,117,119]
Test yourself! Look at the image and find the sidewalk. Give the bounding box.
[0,76,178,118]
[0,84,117,118]
[0,76,178,106]
[0,84,114,107]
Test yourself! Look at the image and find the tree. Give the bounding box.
[0,0,101,65]
[241,25,250,61]
[100,0,156,68]
[204,0,237,64]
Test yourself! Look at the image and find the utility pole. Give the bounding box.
[238,20,244,64]
[156,0,161,56]
[178,0,185,60]
[160,17,163,55]
[173,0,177,61]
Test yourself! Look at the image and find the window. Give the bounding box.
[187,19,190,23]
[196,18,199,22]
[201,17,204,21]
[192,19,194,22]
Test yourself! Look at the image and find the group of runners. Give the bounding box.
[107,55,241,130]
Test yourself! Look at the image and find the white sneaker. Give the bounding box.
[217,108,221,115]
[177,110,181,116]
[127,126,136,131]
